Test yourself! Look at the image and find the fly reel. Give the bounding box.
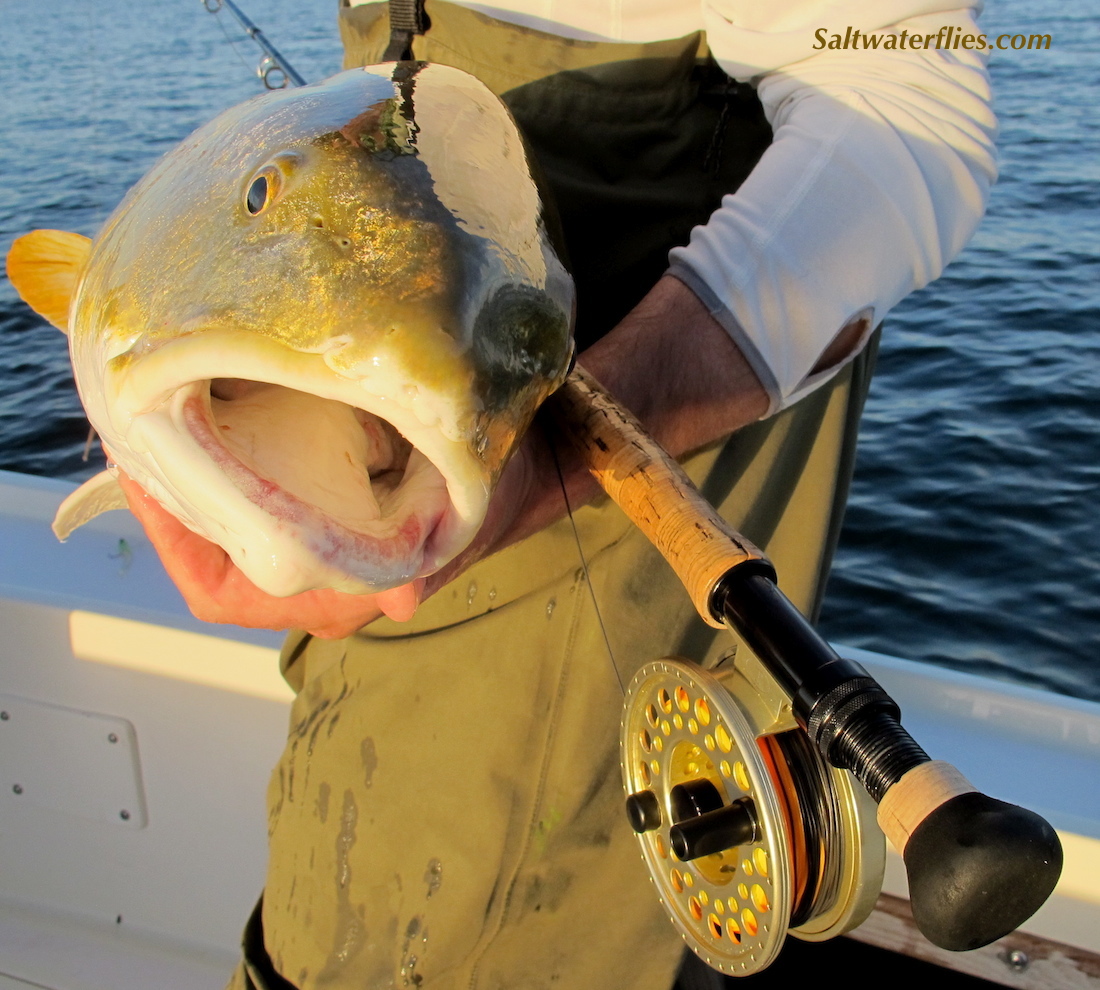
[622,656,884,976]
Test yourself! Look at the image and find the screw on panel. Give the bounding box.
[120,809,131,821]
[12,784,23,795]
[1004,949,1030,972]
[0,711,9,720]
[108,733,119,744]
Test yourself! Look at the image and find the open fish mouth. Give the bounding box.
[189,378,454,589]
[103,351,487,599]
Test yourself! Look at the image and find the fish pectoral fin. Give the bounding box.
[53,470,131,540]
[5,229,93,333]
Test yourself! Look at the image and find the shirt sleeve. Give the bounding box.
[667,6,997,414]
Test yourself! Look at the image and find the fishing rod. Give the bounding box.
[202,0,307,89]
[548,367,1062,974]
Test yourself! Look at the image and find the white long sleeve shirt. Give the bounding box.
[350,0,997,413]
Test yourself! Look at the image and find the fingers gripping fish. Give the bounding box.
[7,63,574,598]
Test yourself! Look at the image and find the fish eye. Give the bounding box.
[246,175,269,215]
[244,166,282,216]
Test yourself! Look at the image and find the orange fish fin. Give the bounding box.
[5,229,93,334]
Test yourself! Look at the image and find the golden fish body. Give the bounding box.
[7,63,573,596]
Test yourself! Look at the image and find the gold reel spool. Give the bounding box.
[621,658,885,976]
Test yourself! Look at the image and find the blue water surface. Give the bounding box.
[1,0,1097,701]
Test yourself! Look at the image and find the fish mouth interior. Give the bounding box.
[184,376,456,588]
[210,377,412,524]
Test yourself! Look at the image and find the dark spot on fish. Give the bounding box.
[472,284,570,414]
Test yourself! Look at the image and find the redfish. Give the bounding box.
[7,63,573,598]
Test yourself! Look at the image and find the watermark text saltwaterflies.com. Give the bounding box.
[814,26,1052,51]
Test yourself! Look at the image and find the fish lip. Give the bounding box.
[178,389,448,589]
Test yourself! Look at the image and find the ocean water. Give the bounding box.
[1,1,1097,701]
[818,1,1100,702]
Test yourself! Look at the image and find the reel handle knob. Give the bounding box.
[625,790,663,833]
[878,761,1063,951]
[669,798,758,861]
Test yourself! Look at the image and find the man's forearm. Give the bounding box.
[585,275,770,457]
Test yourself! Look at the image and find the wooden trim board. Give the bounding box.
[848,894,1100,989]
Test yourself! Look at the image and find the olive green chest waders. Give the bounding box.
[229,3,878,988]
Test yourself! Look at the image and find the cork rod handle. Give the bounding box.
[546,366,769,629]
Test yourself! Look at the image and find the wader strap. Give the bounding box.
[382,0,429,59]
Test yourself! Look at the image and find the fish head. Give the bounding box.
[7,63,574,597]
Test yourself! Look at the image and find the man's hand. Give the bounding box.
[119,276,769,636]
[430,276,771,592]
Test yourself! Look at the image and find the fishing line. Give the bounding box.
[208,2,260,80]
[548,434,626,697]
[201,0,307,89]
